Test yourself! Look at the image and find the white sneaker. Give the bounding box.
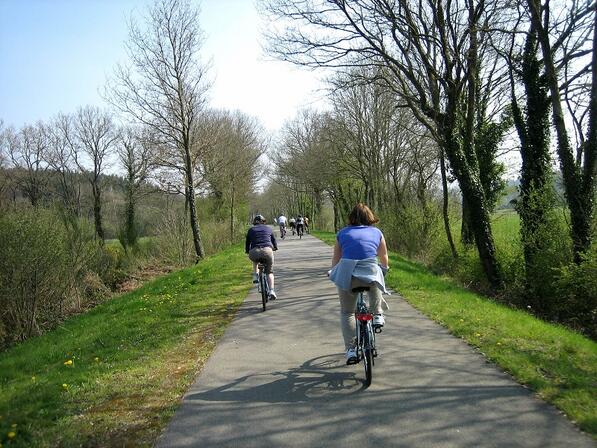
[345,347,358,364]
[373,314,385,327]
[252,273,258,284]
[269,290,277,300]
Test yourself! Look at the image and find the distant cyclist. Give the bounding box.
[295,215,305,236]
[245,215,278,300]
[278,214,288,238]
[304,216,310,233]
[289,217,296,235]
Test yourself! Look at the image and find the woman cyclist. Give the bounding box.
[245,215,278,300]
[328,203,389,364]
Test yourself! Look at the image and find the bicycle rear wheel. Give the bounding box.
[362,325,373,387]
[259,273,268,311]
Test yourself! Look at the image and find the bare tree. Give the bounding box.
[5,121,49,206]
[106,0,210,261]
[261,0,510,287]
[71,106,117,242]
[47,113,82,215]
[202,110,264,241]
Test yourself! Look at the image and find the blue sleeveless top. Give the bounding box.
[337,225,383,260]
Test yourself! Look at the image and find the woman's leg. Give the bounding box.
[338,287,358,350]
[351,278,383,314]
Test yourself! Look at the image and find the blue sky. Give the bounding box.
[0,0,325,131]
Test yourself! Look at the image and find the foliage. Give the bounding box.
[379,199,442,259]
[554,251,597,338]
[0,208,100,347]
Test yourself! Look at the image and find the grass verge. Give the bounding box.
[312,230,597,436]
[0,244,252,447]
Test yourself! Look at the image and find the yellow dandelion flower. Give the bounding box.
[64,360,73,366]
[62,383,68,389]
[475,333,481,337]
[497,342,502,346]
[7,431,16,439]
[32,376,36,381]
[94,357,100,362]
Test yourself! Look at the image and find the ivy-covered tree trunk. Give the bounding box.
[461,198,475,246]
[511,24,554,301]
[92,183,104,243]
[442,101,502,289]
[528,0,596,261]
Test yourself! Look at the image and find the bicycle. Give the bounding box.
[296,224,304,239]
[256,262,270,311]
[279,225,286,239]
[351,286,380,387]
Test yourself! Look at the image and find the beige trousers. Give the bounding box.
[337,278,383,350]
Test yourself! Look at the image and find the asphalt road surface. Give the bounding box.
[157,233,593,448]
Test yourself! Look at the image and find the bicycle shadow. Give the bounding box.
[189,354,368,404]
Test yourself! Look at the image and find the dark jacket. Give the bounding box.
[245,224,278,253]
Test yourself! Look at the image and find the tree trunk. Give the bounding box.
[230,183,235,243]
[92,183,104,243]
[511,23,553,299]
[443,117,502,289]
[460,196,475,246]
[184,148,204,261]
[440,149,458,258]
[529,0,595,260]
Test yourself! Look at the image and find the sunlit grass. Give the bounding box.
[0,244,252,447]
[312,230,597,436]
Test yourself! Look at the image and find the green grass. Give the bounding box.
[0,244,252,447]
[312,230,597,436]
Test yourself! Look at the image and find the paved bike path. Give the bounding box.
[157,234,593,447]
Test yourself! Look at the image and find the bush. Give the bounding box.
[554,251,597,338]
[154,207,196,266]
[0,208,121,348]
[380,200,442,259]
[0,209,76,346]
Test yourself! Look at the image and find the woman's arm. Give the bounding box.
[377,236,389,267]
[331,241,342,268]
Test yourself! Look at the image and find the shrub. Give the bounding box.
[380,200,442,259]
[0,209,74,346]
[155,207,196,266]
[554,251,597,338]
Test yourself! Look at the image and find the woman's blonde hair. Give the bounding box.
[348,203,379,226]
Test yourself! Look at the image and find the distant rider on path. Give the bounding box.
[245,215,278,300]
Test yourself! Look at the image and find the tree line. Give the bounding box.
[260,0,596,334]
[0,0,265,347]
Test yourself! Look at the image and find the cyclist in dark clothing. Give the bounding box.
[245,215,278,299]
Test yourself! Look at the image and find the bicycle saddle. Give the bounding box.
[352,286,370,293]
